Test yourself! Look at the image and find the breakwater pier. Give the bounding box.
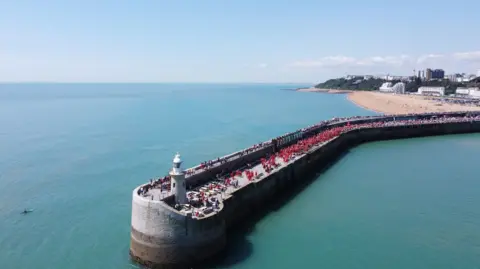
[130,111,480,269]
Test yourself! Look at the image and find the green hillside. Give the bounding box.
[315,77,467,94]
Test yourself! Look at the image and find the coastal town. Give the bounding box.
[298,68,480,115]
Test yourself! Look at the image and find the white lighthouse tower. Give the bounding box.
[169,153,187,205]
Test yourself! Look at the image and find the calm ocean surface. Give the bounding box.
[0,83,479,269]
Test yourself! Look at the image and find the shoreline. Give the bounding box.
[347,91,480,114]
[296,87,352,94]
[295,87,480,114]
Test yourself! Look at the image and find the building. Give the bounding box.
[470,76,480,84]
[446,73,476,82]
[455,87,471,96]
[470,90,480,99]
[379,82,405,94]
[424,68,445,80]
[392,82,406,94]
[352,79,362,85]
[170,153,187,205]
[431,69,445,79]
[448,74,458,81]
[382,75,411,81]
[425,69,432,80]
[344,75,363,80]
[418,86,445,96]
[455,87,480,98]
[379,82,393,92]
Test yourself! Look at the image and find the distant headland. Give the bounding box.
[296,87,352,94]
[297,71,480,94]
[298,76,472,94]
[295,73,480,115]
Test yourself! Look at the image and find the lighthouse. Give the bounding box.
[169,153,187,205]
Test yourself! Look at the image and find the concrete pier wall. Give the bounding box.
[220,120,480,226]
[185,111,477,189]
[130,187,226,268]
[130,117,480,268]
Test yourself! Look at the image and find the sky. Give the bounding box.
[1,0,480,83]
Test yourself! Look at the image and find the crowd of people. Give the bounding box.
[182,115,384,177]
[140,113,480,210]
[200,114,480,199]
[138,176,172,197]
[427,96,480,107]
[186,182,223,215]
[185,142,271,176]
[184,114,405,177]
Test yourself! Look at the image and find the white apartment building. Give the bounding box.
[418,86,445,96]
[455,87,480,98]
[379,82,405,94]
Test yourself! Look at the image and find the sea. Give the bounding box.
[0,83,479,269]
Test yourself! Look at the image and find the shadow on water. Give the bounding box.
[197,149,352,269]
[199,226,254,269]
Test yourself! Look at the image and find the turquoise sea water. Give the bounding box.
[0,83,479,269]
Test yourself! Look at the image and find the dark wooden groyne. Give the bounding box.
[130,111,480,269]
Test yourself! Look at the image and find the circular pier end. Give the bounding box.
[130,230,226,269]
[130,188,226,268]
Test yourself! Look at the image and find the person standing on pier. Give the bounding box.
[272,138,278,153]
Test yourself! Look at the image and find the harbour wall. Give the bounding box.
[130,116,480,268]
[219,120,480,227]
[130,188,226,268]
[186,145,274,188]
[184,111,478,189]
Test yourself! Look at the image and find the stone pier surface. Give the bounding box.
[130,111,480,268]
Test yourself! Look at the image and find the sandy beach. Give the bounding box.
[347,91,480,114]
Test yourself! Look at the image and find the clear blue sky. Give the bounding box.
[1,0,480,83]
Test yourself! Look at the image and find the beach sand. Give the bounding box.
[347,91,480,114]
